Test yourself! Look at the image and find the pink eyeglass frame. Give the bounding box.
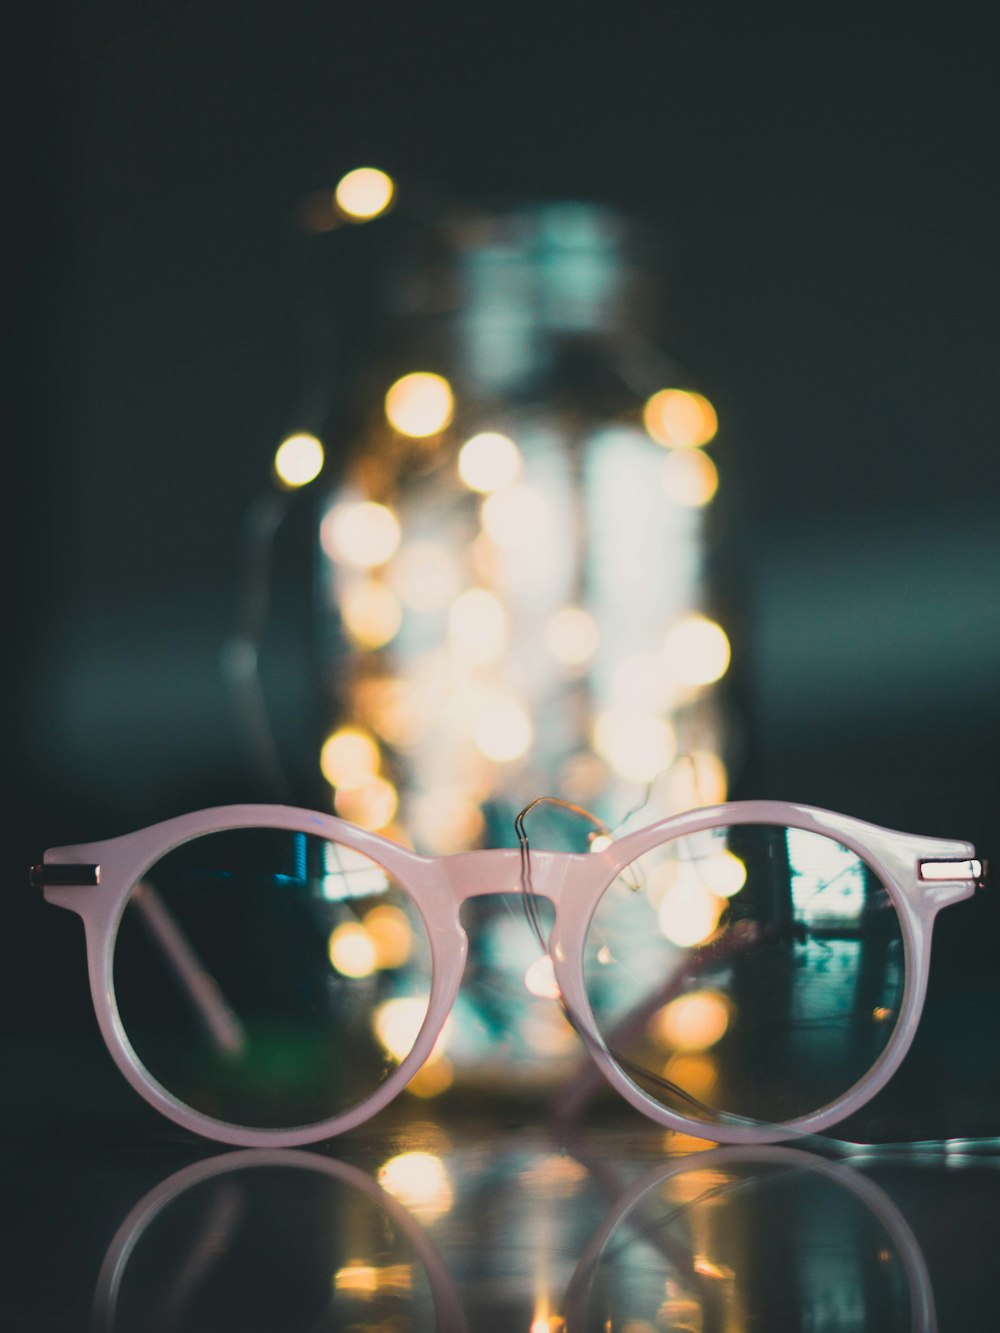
[35,800,984,1149]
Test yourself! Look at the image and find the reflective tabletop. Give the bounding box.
[5,1038,1000,1332]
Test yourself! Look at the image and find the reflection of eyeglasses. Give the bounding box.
[33,800,985,1148]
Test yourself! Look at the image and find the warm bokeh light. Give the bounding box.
[653,990,730,1051]
[480,483,547,547]
[448,587,507,664]
[643,388,718,449]
[384,372,454,437]
[377,1151,453,1223]
[340,578,403,649]
[328,921,378,978]
[388,541,461,612]
[661,751,729,812]
[334,776,399,829]
[320,727,381,790]
[661,448,719,506]
[472,695,534,762]
[273,432,324,488]
[363,904,413,969]
[333,1263,413,1297]
[592,708,676,784]
[664,1051,719,1101]
[611,653,675,714]
[334,166,395,221]
[406,1055,454,1099]
[409,788,486,853]
[524,955,561,1000]
[700,850,747,898]
[457,431,522,492]
[663,614,731,687]
[321,500,401,568]
[544,606,599,666]
[657,882,724,947]
[373,996,429,1061]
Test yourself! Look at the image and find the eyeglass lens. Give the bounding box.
[583,823,906,1125]
[112,829,433,1128]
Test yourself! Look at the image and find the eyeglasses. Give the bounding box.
[33,800,985,1148]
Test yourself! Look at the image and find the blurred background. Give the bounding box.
[6,3,1000,1131]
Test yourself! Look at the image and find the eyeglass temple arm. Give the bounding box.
[33,863,246,1058]
[129,881,248,1056]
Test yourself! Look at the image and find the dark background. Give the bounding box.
[6,4,1000,1125]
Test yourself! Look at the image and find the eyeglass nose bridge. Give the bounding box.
[438,846,580,906]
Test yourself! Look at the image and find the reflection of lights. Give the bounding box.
[544,606,599,667]
[373,996,429,1061]
[662,448,719,506]
[473,695,533,762]
[653,989,730,1051]
[663,615,731,687]
[693,1256,735,1281]
[664,1051,719,1100]
[335,776,399,829]
[273,433,324,488]
[377,1151,453,1223]
[524,955,561,999]
[328,921,377,978]
[643,388,718,448]
[333,1262,413,1296]
[389,542,461,612]
[593,708,676,783]
[340,578,402,649]
[700,850,747,897]
[589,834,613,853]
[322,501,401,568]
[457,431,522,492]
[320,727,380,790]
[873,1005,894,1023]
[657,883,723,947]
[334,166,395,220]
[448,588,507,664]
[406,1056,454,1099]
[363,904,413,969]
[520,1154,588,1197]
[384,372,454,437]
[480,483,548,546]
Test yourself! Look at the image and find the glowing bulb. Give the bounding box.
[384,372,454,438]
[653,990,730,1051]
[320,727,380,790]
[472,695,533,762]
[273,433,324,488]
[447,588,507,664]
[335,776,399,829]
[321,501,401,568]
[643,388,718,448]
[406,1056,454,1099]
[544,606,599,666]
[334,167,395,220]
[592,709,676,784]
[340,578,402,649]
[664,1052,719,1100]
[328,921,377,978]
[457,432,522,492]
[663,615,731,687]
[661,449,719,506]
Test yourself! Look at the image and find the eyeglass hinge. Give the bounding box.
[918,858,988,889]
[30,863,101,890]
